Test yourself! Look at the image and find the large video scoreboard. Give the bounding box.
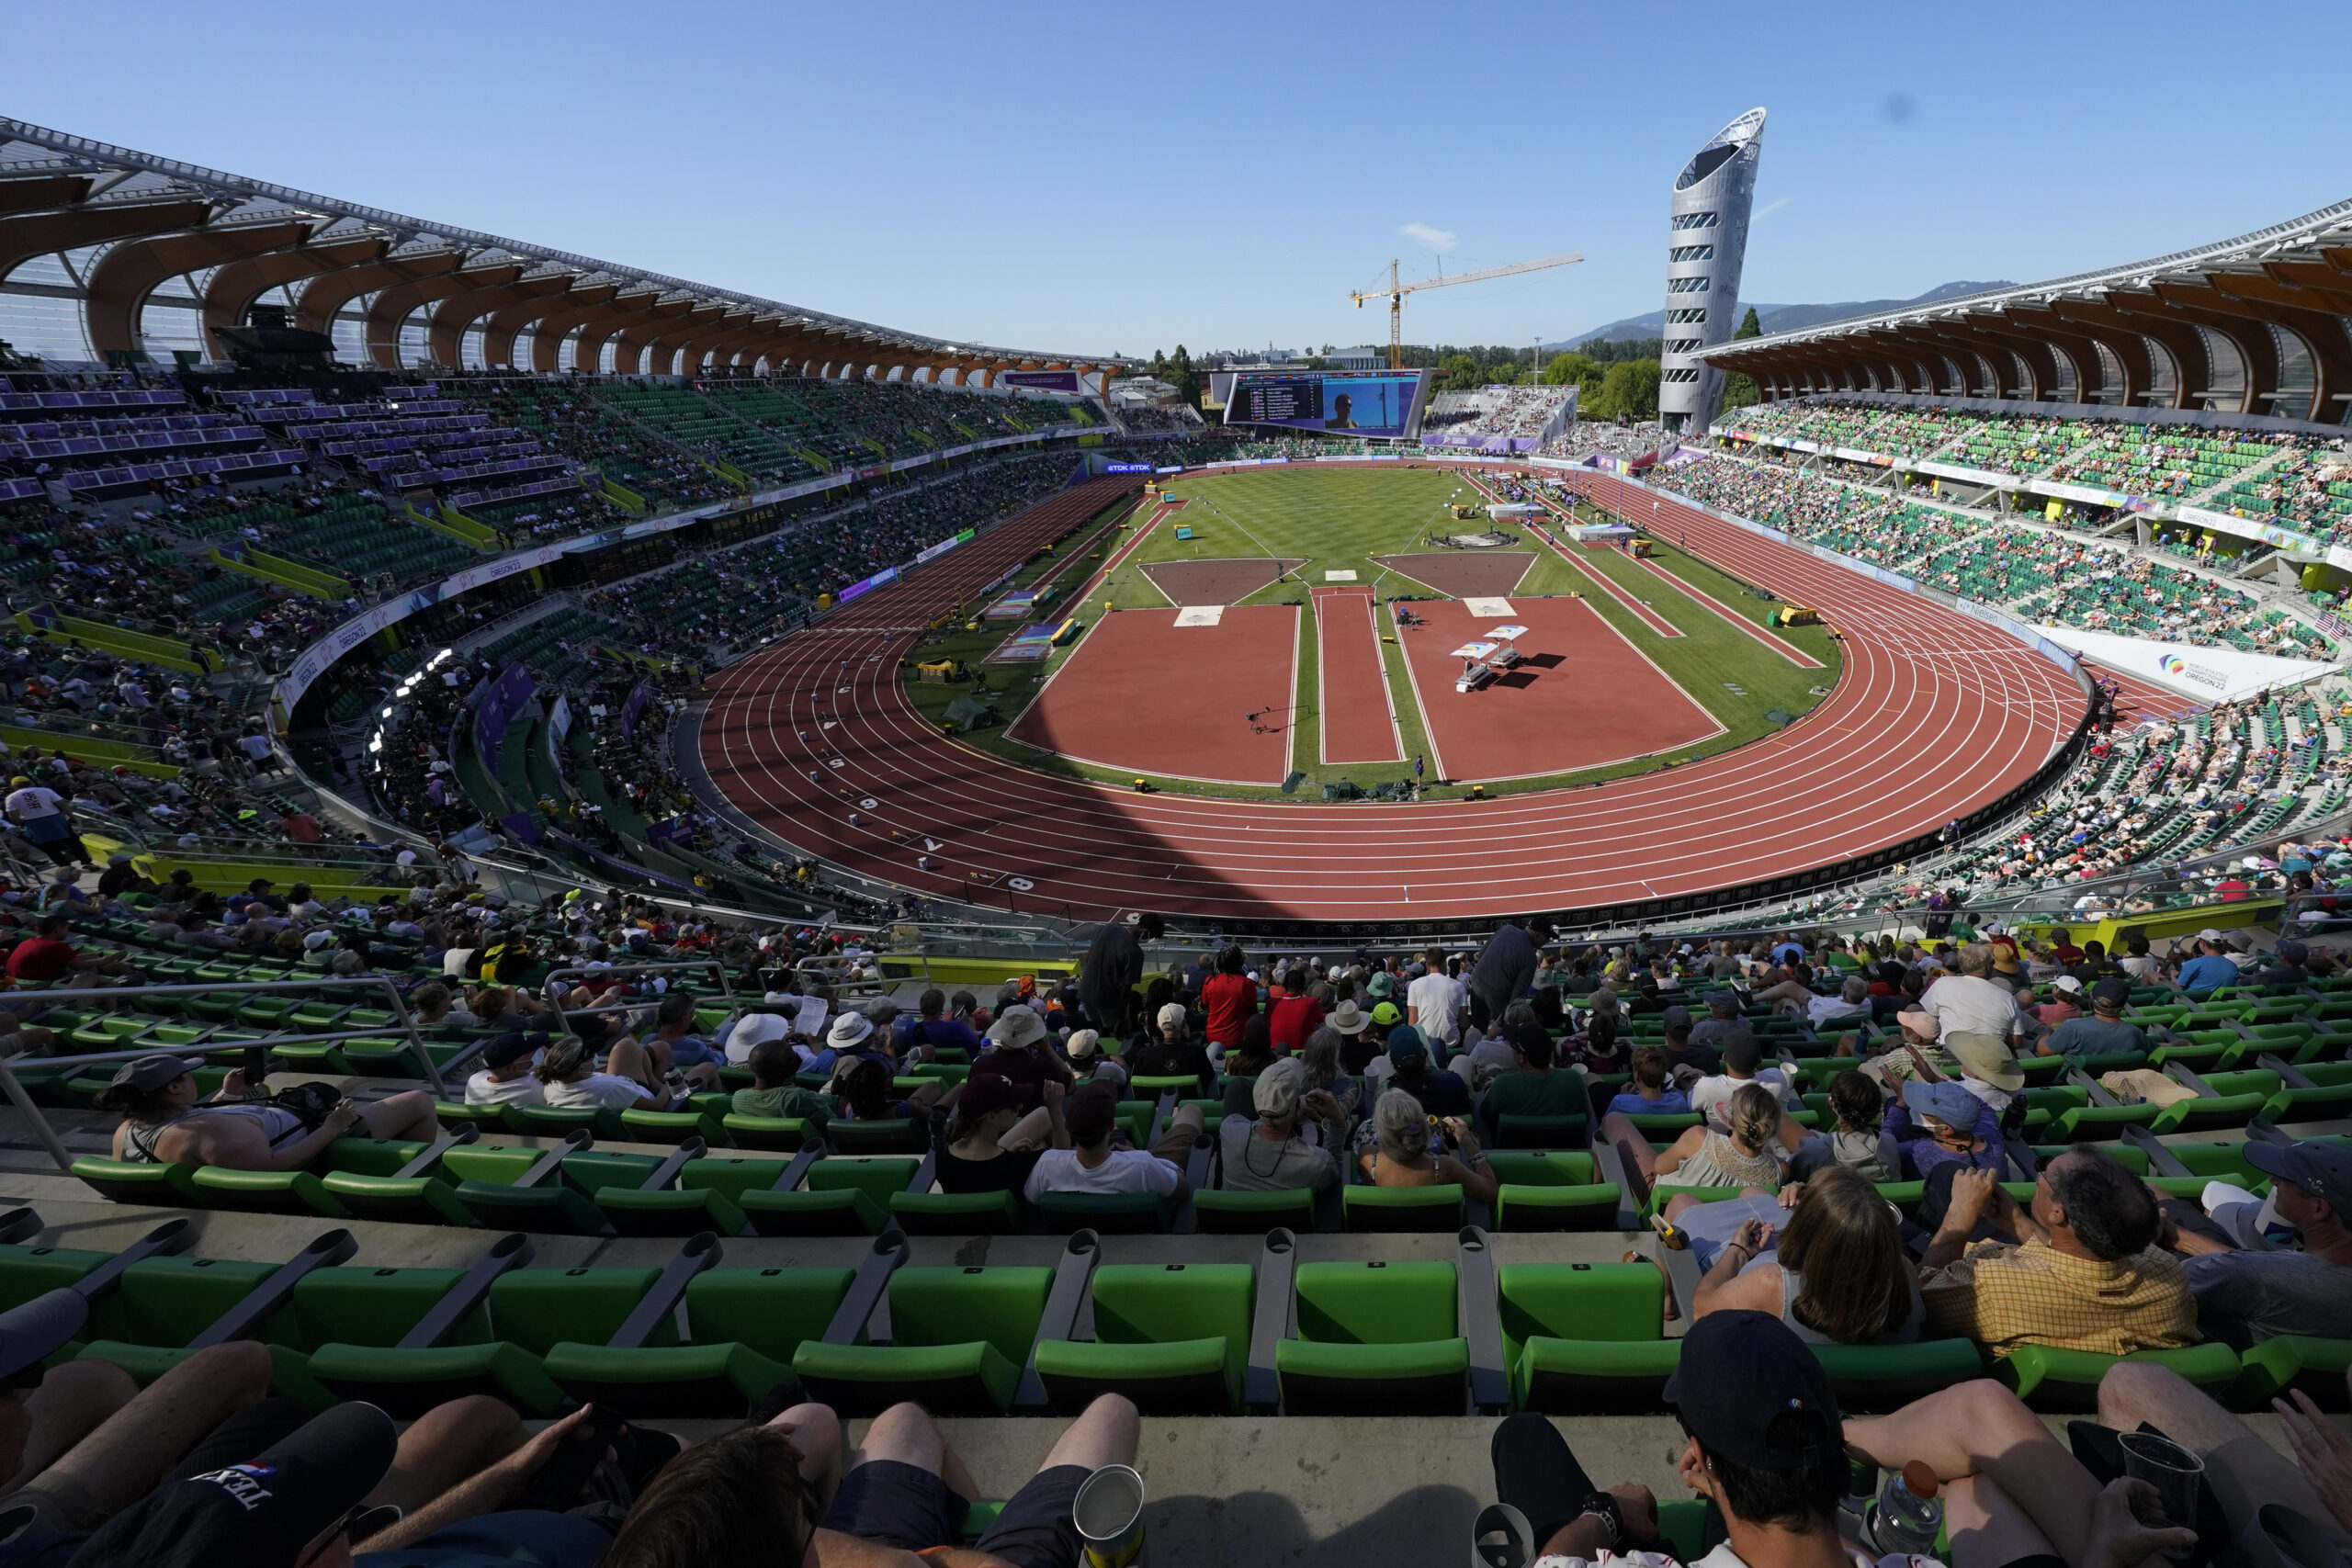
[1216,367,1431,439]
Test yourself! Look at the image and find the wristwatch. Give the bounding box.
[1578,1490,1625,1551]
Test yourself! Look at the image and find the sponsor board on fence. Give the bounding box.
[2032,624,2340,704]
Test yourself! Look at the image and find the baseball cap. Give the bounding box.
[1370,1001,1402,1028]
[1662,1310,1840,1470]
[1659,1005,1693,1032]
[71,1400,399,1568]
[2198,928,2222,943]
[107,1054,198,1094]
[2245,1139,2352,1212]
[2090,976,2133,1007]
[480,1033,536,1071]
[1722,1036,1762,1075]
[956,1072,1035,1121]
[2053,975,2082,995]
[1154,1002,1189,1033]
[1385,1024,1427,1066]
[1902,1078,1984,1130]
[1064,1083,1119,1145]
[1065,1028,1102,1060]
[2277,939,2309,963]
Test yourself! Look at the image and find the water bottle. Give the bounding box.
[1864,1461,1942,1558]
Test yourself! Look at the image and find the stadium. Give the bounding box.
[0,49,2349,1568]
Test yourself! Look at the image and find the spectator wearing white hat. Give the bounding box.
[1127,1001,1213,1094]
[1065,1027,1126,1092]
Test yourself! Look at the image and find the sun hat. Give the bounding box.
[826,1011,875,1049]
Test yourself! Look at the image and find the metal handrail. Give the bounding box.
[0,974,444,1173]
[537,959,740,1041]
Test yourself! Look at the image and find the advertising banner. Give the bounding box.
[838,566,900,604]
[620,680,651,740]
[2174,502,2328,558]
[1001,370,1080,394]
[2032,623,2339,703]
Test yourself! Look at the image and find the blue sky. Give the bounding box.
[12,0,2349,358]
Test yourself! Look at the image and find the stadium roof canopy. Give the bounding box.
[1704,196,2352,425]
[0,118,1120,381]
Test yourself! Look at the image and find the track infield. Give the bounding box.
[1394,596,1725,782]
[1312,588,1403,764]
[1005,604,1300,785]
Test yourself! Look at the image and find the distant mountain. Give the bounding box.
[1551,280,2012,349]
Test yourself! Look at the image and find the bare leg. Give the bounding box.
[1944,1474,2059,1568]
[1,1360,138,1490]
[1845,1380,2099,1567]
[357,1089,441,1144]
[764,1403,843,1514]
[2095,1361,2251,1453]
[1035,1393,1138,1474]
[999,1107,1053,1151]
[365,1395,524,1514]
[32,1340,272,1521]
[605,1036,658,1090]
[1599,1113,1658,1182]
[850,1402,978,1502]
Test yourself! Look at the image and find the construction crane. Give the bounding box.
[1351,252,1584,368]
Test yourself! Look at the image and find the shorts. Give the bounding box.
[824,1459,1091,1568]
[0,1470,105,1535]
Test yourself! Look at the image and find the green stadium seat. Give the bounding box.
[1809,1340,1986,1413]
[1033,1262,1254,1416]
[1499,1261,1678,1414]
[2229,1335,2352,1412]
[740,1156,917,1236]
[544,1265,854,1418]
[311,1258,668,1417]
[1494,1113,1588,1150]
[718,1114,816,1151]
[1996,1342,2241,1412]
[1192,1187,1317,1234]
[888,1190,1022,1235]
[1342,1184,1464,1233]
[794,1265,1055,1416]
[1275,1261,1467,1416]
[1487,1153,1620,1232]
[1036,1191,1169,1235]
[71,1158,202,1207]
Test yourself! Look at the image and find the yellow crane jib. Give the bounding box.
[1349,251,1584,368]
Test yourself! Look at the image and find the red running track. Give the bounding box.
[1395,596,1725,783]
[1312,589,1403,764]
[698,466,2086,922]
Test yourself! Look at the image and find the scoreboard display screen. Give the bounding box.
[1221,368,1430,439]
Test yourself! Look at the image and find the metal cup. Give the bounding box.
[2119,1430,2204,1561]
[1073,1462,1147,1568]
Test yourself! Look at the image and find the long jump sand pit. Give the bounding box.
[1006,604,1300,785]
[1374,551,1535,598]
[1138,557,1305,606]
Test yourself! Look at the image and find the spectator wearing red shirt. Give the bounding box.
[2047,927,2085,966]
[6,913,125,987]
[1197,944,1256,1051]
[1267,965,1324,1053]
